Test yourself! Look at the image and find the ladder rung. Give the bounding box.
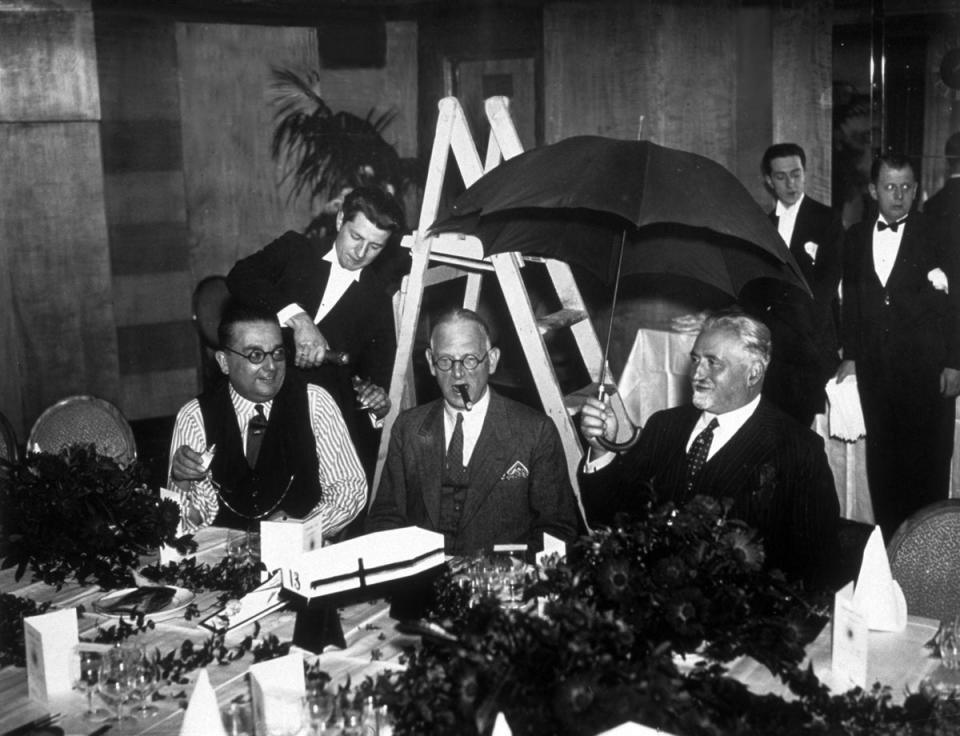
[537,308,588,335]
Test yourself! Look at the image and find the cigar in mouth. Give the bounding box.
[455,384,472,410]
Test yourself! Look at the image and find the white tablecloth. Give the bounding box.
[616,326,960,523]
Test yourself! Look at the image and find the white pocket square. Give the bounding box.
[804,241,819,261]
[501,461,529,480]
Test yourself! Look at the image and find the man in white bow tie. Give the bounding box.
[836,152,960,542]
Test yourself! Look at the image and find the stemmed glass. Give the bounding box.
[303,688,335,734]
[75,650,109,720]
[939,617,959,670]
[129,653,160,717]
[97,646,138,724]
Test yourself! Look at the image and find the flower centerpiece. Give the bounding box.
[0,445,193,590]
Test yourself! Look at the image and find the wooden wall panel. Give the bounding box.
[0,0,117,439]
[0,123,119,431]
[0,4,99,121]
[316,21,418,159]
[176,22,317,279]
[772,0,834,204]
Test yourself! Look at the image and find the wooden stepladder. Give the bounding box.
[372,96,631,510]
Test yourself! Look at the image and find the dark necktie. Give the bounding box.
[685,417,719,491]
[446,412,465,475]
[877,218,905,233]
[245,404,268,468]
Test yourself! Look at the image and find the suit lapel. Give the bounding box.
[885,218,920,292]
[416,402,446,530]
[459,392,509,527]
[699,404,775,499]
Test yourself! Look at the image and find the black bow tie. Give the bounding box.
[877,218,905,233]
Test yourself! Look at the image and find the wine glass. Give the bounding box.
[939,617,959,670]
[97,646,137,724]
[129,655,160,717]
[303,688,335,734]
[75,650,109,720]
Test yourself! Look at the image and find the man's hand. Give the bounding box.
[353,377,391,419]
[835,359,856,383]
[288,313,329,368]
[171,445,208,483]
[941,367,960,398]
[579,396,618,451]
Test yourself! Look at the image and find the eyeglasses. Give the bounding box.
[222,345,287,364]
[431,351,489,372]
[880,182,916,195]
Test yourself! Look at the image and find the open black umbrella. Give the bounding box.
[431,136,812,450]
[431,136,809,298]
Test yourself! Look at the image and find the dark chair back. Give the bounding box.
[27,395,136,466]
[192,275,231,392]
[888,500,960,621]
[0,410,19,464]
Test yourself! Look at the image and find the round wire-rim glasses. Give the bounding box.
[221,345,287,364]
[431,351,490,372]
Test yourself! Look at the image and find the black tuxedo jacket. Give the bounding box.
[367,391,579,555]
[226,230,397,402]
[580,399,840,586]
[771,195,844,309]
[924,178,960,253]
[841,214,960,375]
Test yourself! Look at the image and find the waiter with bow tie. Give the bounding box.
[836,153,960,542]
[579,309,840,589]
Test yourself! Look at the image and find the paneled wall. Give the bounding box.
[0,0,118,439]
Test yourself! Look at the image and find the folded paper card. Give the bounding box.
[535,532,567,567]
[852,526,907,632]
[492,712,512,736]
[180,668,227,736]
[260,514,323,579]
[596,722,678,735]
[249,653,305,736]
[25,608,79,702]
[281,526,445,601]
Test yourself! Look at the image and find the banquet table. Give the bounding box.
[0,528,418,736]
[616,324,960,522]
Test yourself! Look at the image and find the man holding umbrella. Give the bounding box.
[579,309,840,589]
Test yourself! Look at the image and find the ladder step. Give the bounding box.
[537,308,588,335]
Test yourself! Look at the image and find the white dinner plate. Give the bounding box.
[93,586,195,622]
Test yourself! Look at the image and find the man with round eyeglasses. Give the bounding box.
[366,308,579,556]
[167,301,366,532]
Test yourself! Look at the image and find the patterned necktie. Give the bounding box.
[685,417,719,490]
[877,218,904,233]
[446,412,465,474]
[245,404,268,468]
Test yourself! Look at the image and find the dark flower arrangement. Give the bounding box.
[341,493,960,735]
[0,445,195,590]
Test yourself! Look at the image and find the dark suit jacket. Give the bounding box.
[367,391,580,555]
[841,214,960,376]
[579,399,840,587]
[924,177,960,253]
[226,231,397,394]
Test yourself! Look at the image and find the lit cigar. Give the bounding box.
[455,384,473,411]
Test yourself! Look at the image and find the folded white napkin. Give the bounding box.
[492,713,512,736]
[596,722,676,735]
[180,668,227,736]
[852,526,907,632]
[824,377,866,442]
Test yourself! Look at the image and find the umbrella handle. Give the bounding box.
[595,427,642,453]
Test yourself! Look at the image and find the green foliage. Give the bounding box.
[0,445,195,590]
[0,593,54,667]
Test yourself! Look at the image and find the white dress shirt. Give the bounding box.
[276,249,361,327]
[442,388,491,466]
[872,217,905,287]
[684,394,761,461]
[775,194,803,247]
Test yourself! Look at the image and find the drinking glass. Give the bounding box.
[303,688,335,734]
[221,700,254,736]
[939,617,959,670]
[129,655,160,717]
[263,691,307,736]
[98,646,137,724]
[75,650,109,720]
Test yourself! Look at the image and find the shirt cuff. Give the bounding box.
[278,304,310,327]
